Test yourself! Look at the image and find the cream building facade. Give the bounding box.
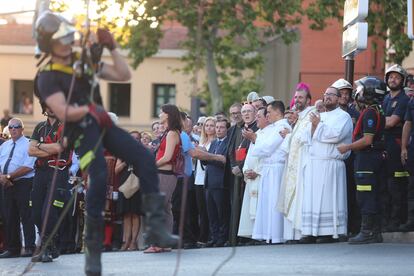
[0,45,193,135]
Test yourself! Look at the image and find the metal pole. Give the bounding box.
[345,55,355,84]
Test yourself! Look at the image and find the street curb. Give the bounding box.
[383,232,414,243]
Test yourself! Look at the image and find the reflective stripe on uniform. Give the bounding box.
[42,63,74,75]
[80,150,95,170]
[29,200,32,207]
[53,200,64,208]
[357,185,372,191]
[356,171,374,174]
[394,171,410,177]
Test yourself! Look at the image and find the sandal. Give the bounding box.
[128,242,138,251]
[143,246,163,253]
[120,241,130,251]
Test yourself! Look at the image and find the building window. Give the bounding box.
[12,80,34,115]
[109,83,131,117]
[153,84,176,117]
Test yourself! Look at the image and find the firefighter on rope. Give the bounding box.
[338,77,387,244]
[29,105,71,263]
[34,12,178,275]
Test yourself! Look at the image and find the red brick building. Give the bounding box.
[298,17,385,101]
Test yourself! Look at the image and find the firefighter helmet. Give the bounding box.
[354,76,387,104]
[331,78,353,91]
[385,64,408,89]
[35,12,76,53]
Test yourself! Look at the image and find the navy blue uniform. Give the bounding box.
[383,90,410,175]
[30,119,71,242]
[36,64,159,220]
[405,98,414,173]
[382,90,410,228]
[404,98,414,226]
[353,105,386,216]
[347,103,360,126]
[344,103,361,234]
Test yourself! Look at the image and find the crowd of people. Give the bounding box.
[2,63,413,263]
[0,11,414,276]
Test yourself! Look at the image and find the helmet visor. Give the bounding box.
[353,85,364,100]
[51,21,76,45]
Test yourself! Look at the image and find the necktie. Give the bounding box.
[3,142,16,174]
[215,140,222,154]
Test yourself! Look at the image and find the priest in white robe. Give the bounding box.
[277,89,315,242]
[249,102,291,243]
[301,87,353,242]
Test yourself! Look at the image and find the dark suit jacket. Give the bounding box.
[204,137,230,190]
[227,121,258,171]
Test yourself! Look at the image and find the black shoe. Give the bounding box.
[205,240,215,248]
[31,249,53,263]
[142,194,179,248]
[21,248,34,257]
[399,221,414,232]
[285,240,299,245]
[213,241,225,248]
[0,250,20,258]
[298,236,317,244]
[348,231,382,244]
[183,242,198,249]
[244,240,257,246]
[196,241,207,248]
[315,236,336,244]
[383,223,400,233]
[337,235,348,242]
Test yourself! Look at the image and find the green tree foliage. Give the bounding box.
[53,0,303,114]
[51,0,412,113]
[306,0,412,64]
[127,0,305,114]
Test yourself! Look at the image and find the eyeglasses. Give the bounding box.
[197,122,204,126]
[324,92,339,97]
[8,125,22,129]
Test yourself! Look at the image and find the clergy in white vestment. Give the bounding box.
[277,89,315,242]
[249,102,291,243]
[301,87,353,243]
[237,119,264,238]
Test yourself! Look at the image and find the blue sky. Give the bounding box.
[0,0,36,14]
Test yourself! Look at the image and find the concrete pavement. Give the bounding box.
[1,243,414,276]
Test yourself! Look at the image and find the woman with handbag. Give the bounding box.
[144,104,182,253]
[194,117,216,244]
[116,131,143,251]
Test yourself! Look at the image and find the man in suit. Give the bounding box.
[204,118,230,247]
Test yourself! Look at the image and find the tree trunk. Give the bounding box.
[205,47,223,114]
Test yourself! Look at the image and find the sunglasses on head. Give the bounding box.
[242,101,252,106]
[8,125,22,129]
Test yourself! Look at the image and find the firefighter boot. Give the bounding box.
[84,215,104,276]
[49,236,60,259]
[373,215,383,243]
[399,180,414,232]
[31,236,52,263]
[349,215,381,244]
[142,193,179,248]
